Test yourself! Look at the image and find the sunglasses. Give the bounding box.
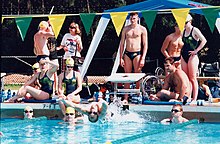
[185,21,189,25]
[66,66,74,68]
[66,113,75,116]
[69,26,76,29]
[88,111,98,115]
[32,68,38,71]
[171,109,181,113]
[24,110,33,113]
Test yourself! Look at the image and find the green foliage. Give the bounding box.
[4,84,22,90]
[1,0,219,75]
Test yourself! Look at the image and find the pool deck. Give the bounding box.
[1,102,220,122]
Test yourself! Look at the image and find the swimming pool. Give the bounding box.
[1,117,220,144]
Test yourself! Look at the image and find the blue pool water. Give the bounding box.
[1,117,220,144]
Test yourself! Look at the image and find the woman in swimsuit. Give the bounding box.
[8,58,59,102]
[58,58,82,119]
[181,14,207,103]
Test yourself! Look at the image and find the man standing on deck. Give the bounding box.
[34,21,55,62]
[120,12,148,104]
[161,23,184,74]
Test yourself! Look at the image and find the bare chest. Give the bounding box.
[170,37,184,49]
[126,28,142,38]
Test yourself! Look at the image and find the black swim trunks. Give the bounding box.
[36,55,49,62]
[172,56,181,62]
[124,50,141,61]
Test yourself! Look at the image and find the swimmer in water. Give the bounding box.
[161,104,188,124]
[61,98,113,123]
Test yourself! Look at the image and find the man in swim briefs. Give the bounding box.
[161,23,184,72]
[120,12,148,103]
[34,21,55,62]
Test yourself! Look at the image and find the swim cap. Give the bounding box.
[24,106,33,111]
[66,58,74,66]
[39,21,49,29]
[66,107,75,114]
[186,14,193,22]
[32,63,39,69]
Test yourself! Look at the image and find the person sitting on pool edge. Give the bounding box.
[8,58,59,102]
[58,58,82,120]
[161,104,188,124]
[60,98,112,123]
[24,106,34,119]
[149,57,192,104]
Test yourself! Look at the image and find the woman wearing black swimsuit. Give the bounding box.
[181,14,207,103]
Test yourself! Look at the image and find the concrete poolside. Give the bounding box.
[1,102,220,123]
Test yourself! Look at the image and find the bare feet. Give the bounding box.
[7,97,18,103]
[149,94,160,101]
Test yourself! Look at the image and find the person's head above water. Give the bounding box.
[171,104,183,118]
[88,103,99,123]
[65,107,76,123]
[24,106,34,119]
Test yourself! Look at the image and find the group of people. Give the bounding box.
[6,19,85,123]
[6,12,208,124]
[119,12,207,104]
[150,14,208,104]
[8,19,83,102]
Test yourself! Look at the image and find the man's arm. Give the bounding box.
[98,99,108,119]
[141,27,148,61]
[119,27,126,67]
[61,100,88,115]
[176,70,188,100]
[162,75,170,90]
[161,35,171,58]
[40,26,55,38]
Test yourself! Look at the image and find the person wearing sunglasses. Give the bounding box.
[60,97,110,123]
[149,57,191,105]
[57,22,83,71]
[181,14,207,104]
[161,104,188,124]
[23,106,34,119]
[58,58,82,120]
[8,58,59,102]
[64,107,76,124]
